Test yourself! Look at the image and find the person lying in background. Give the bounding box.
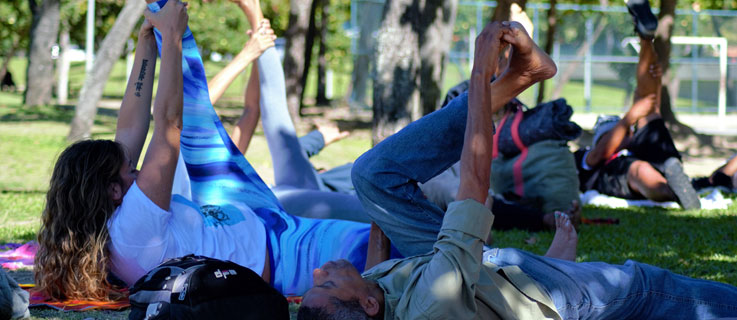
[692,153,737,191]
[573,0,700,210]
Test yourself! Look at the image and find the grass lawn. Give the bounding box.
[1,62,736,318]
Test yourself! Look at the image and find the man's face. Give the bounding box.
[301,259,369,310]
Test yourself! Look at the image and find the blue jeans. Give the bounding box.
[485,248,737,319]
[353,90,737,318]
[256,48,370,223]
[352,92,470,257]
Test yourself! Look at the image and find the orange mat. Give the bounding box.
[21,284,130,312]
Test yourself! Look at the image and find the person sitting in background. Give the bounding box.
[573,0,700,210]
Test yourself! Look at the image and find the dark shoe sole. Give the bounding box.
[664,158,701,210]
[626,0,658,40]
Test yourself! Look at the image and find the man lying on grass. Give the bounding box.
[298,21,737,320]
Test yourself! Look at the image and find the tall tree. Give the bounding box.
[24,0,60,107]
[283,0,317,120]
[315,0,330,106]
[536,0,557,105]
[654,0,679,125]
[491,0,526,22]
[349,2,383,109]
[372,0,458,144]
[418,1,458,116]
[67,0,146,141]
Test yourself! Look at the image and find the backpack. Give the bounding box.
[128,255,289,320]
[491,100,581,214]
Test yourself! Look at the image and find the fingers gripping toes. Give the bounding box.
[144,0,189,37]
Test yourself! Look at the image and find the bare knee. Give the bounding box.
[627,160,673,201]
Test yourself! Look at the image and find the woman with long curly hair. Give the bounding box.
[35,0,189,300]
[36,140,130,300]
[35,0,379,300]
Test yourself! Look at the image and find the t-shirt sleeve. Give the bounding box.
[108,181,172,249]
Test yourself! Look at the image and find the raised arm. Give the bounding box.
[135,2,188,210]
[413,22,556,317]
[208,19,275,154]
[230,65,261,153]
[207,20,275,106]
[585,94,656,167]
[410,23,506,318]
[455,23,505,204]
[114,20,158,165]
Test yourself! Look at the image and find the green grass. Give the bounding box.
[1,59,737,318]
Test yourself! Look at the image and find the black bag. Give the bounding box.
[128,255,288,320]
[496,99,582,157]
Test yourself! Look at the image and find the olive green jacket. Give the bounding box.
[362,200,562,320]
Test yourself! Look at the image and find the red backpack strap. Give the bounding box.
[492,114,510,160]
[510,105,528,197]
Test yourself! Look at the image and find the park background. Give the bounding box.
[1,0,737,318]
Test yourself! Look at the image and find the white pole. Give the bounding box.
[718,38,727,127]
[126,39,135,81]
[326,68,334,99]
[468,27,475,75]
[584,18,593,112]
[56,31,70,105]
[85,0,95,72]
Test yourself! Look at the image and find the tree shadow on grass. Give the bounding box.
[576,206,737,284]
[0,104,119,128]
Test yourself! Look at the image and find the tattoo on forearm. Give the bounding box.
[134,59,149,97]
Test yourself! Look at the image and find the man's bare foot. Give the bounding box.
[499,21,557,87]
[544,212,578,261]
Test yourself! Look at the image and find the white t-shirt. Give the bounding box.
[107,181,266,285]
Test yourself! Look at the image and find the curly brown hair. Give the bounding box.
[35,140,126,301]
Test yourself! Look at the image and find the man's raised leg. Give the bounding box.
[354,21,556,256]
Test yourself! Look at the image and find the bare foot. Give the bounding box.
[543,200,581,231]
[544,212,578,261]
[499,21,557,87]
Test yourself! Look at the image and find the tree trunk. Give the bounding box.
[536,0,557,105]
[372,0,458,145]
[419,1,458,116]
[491,0,527,22]
[315,0,330,106]
[653,0,678,125]
[0,38,22,85]
[67,0,146,141]
[349,2,383,108]
[283,0,316,120]
[24,0,60,107]
[551,14,607,99]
